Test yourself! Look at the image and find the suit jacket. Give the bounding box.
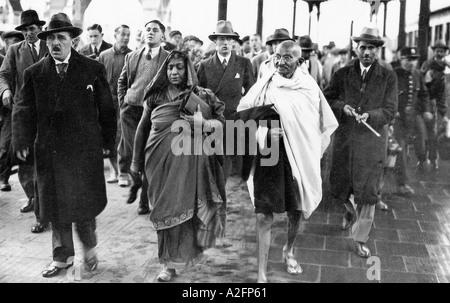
[251,51,269,79]
[79,41,113,59]
[12,49,116,223]
[323,59,398,205]
[197,51,255,119]
[117,47,169,107]
[0,40,48,103]
[98,45,132,108]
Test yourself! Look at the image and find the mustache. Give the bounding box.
[52,45,61,51]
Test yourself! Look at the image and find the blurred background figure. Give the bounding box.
[79,24,112,59]
[245,33,263,59]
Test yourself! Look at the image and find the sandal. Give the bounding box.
[356,242,371,258]
[282,252,302,275]
[157,268,176,282]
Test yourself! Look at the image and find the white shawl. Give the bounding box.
[237,65,338,219]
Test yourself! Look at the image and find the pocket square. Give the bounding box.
[87,85,93,92]
[235,73,241,79]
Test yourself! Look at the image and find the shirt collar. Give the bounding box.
[91,41,102,52]
[55,52,71,65]
[145,45,160,57]
[359,61,372,75]
[217,52,231,64]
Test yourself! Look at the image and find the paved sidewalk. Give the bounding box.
[1,157,450,283]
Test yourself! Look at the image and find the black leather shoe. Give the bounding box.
[0,183,11,192]
[31,222,47,233]
[138,205,150,215]
[126,186,139,204]
[42,263,73,278]
[20,198,34,213]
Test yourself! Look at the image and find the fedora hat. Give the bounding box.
[352,27,384,47]
[37,13,83,40]
[431,40,449,51]
[266,28,294,45]
[298,35,314,51]
[208,20,239,41]
[1,30,24,42]
[15,10,46,31]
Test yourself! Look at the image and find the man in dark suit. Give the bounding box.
[197,20,255,180]
[0,10,49,233]
[79,24,112,60]
[13,13,116,278]
[117,20,168,214]
[99,24,132,184]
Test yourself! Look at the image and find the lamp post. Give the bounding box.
[218,0,228,21]
[381,0,391,60]
[292,0,297,38]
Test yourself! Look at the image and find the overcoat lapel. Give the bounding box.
[215,52,237,95]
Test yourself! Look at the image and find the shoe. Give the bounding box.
[137,205,150,215]
[20,198,34,213]
[430,160,438,172]
[341,211,356,230]
[355,242,371,258]
[376,200,389,211]
[126,186,139,204]
[0,183,11,192]
[106,174,118,183]
[118,176,130,187]
[282,251,303,275]
[31,222,47,233]
[157,268,176,282]
[417,161,427,173]
[398,184,415,196]
[42,262,73,278]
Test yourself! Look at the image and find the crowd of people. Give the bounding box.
[0,9,449,283]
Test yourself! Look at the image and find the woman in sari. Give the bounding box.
[131,51,226,282]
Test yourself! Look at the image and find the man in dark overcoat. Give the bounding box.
[0,10,49,233]
[12,13,116,278]
[197,20,255,179]
[323,27,398,258]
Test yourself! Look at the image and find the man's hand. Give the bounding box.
[16,148,29,161]
[343,105,355,117]
[423,112,434,122]
[356,113,369,124]
[269,127,283,143]
[2,90,14,109]
[103,149,111,157]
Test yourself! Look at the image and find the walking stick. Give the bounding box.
[351,109,381,137]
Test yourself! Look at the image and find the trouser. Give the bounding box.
[393,119,410,186]
[0,113,12,183]
[118,103,144,177]
[415,114,437,162]
[52,219,97,263]
[351,204,376,244]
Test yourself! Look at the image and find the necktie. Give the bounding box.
[146,49,152,60]
[94,46,99,57]
[222,59,227,70]
[362,69,367,82]
[31,43,38,62]
[57,63,68,79]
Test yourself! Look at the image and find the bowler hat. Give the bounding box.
[352,27,384,47]
[327,41,336,49]
[431,40,449,51]
[298,35,314,51]
[37,13,83,40]
[266,28,294,45]
[399,47,419,59]
[208,20,240,41]
[15,10,46,31]
[1,30,24,42]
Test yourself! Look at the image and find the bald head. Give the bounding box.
[274,40,302,78]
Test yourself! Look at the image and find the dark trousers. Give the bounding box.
[118,103,144,176]
[0,112,12,183]
[52,219,97,263]
[393,119,410,186]
[415,114,438,162]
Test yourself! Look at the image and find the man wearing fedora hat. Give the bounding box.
[12,12,116,278]
[197,20,255,180]
[298,35,322,86]
[323,27,398,258]
[252,28,294,79]
[419,40,449,172]
[393,47,429,194]
[0,9,50,233]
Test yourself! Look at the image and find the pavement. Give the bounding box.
[1,155,450,283]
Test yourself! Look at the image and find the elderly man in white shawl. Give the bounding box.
[236,40,338,283]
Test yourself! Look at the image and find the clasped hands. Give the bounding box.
[343,105,369,124]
